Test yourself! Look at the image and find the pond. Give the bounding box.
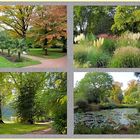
[74,108,140,130]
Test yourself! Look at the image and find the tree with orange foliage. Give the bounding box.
[125,80,138,96]
[29,6,67,55]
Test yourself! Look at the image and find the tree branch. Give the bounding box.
[9,72,20,89]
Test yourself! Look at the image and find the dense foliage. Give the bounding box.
[74,72,140,108]
[74,6,140,68]
[75,72,113,104]
[74,6,140,35]
[74,6,114,35]
[0,72,67,134]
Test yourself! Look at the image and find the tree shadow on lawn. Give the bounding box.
[0,55,40,68]
[0,122,52,134]
[28,48,66,59]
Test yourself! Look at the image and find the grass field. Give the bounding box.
[0,56,40,68]
[0,48,66,68]
[0,123,51,134]
[28,48,66,59]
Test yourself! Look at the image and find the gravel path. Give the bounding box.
[30,128,55,134]
[22,54,67,69]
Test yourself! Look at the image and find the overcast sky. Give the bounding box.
[74,72,138,90]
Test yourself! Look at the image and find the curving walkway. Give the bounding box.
[22,54,67,69]
[30,128,55,134]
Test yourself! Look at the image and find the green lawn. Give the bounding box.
[0,123,50,134]
[0,56,40,68]
[28,48,66,59]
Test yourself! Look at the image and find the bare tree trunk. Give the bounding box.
[1,49,3,54]
[44,49,48,55]
[43,38,48,55]
[0,96,4,123]
[8,49,10,56]
[18,51,21,61]
[62,37,67,52]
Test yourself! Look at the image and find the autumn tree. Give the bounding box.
[124,80,139,104]
[30,6,67,55]
[125,80,138,96]
[110,81,123,104]
[0,5,34,60]
[0,5,34,39]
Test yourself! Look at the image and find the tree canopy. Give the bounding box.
[112,6,140,34]
[0,6,34,38]
[75,72,113,104]
[75,72,140,106]
[74,6,140,35]
[74,6,115,35]
[0,72,67,134]
[29,6,67,54]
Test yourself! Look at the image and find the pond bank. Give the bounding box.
[74,103,138,112]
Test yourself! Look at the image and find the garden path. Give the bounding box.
[22,54,67,69]
[30,128,55,134]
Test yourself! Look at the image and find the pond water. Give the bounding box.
[74,108,140,129]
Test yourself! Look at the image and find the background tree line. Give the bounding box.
[74,72,140,109]
[74,6,140,35]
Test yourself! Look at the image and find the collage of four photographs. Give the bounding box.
[0,2,140,136]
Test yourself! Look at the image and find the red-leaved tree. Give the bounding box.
[29,6,67,55]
